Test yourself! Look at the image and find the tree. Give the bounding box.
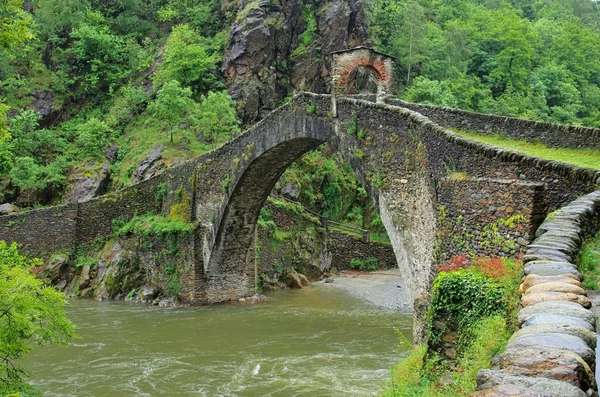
[0,0,32,50]
[195,91,240,146]
[148,80,197,142]
[0,241,76,395]
[153,24,220,95]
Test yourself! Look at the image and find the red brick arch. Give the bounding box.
[338,58,389,86]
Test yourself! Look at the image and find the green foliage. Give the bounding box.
[148,80,197,143]
[454,129,600,170]
[291,5,317,59]
[155,183,168,205]
[76,118,112,158]
[370,0,600,127]
[427,269,506,343]
[382,316,509,396]
[114,213,193,238]
[349,256,379,271]
[194,91,240,144]
[162,263,181,296]
[0,241,76,395]
[578,232,600,290]
[153,24,221,95]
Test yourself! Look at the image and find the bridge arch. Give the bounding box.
[331,47,394,103]
[200,95,437,305]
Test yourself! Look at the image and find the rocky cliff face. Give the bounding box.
[223,0,370,122]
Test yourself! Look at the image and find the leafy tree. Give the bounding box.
[404,76,458,107]
[76,118,112,158]
[0,241,76,395]
[153,24,220,95]
[194,91,240,144]
[148,80,198,142]
[0,0,32,50]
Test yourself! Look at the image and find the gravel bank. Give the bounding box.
[320,269,412,312]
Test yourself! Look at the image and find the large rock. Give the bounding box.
[0,203,19,215]
[517,301,596,328]
[476,369,587,397]
[223,0,369,123]
[133,145,164,183]
[520,274,581,294]
[46,254,69,283]
[65,161,110,203]
[510,324,596,349]
[522,314,595,332]
[500,347,595,392]
[284,268,310,288]
[506,333,594,365]
[524,282,585,295]
[520,292,591,309]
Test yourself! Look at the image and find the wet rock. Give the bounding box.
[523,262,582,279]
[500,347,595,392]
[133,145,164,183]
[517,301,595,328]
[158,297,180,307]
[46,254,69,283]
[65,161,110,203]
[522,314,595,332]
[141,287,156,300]
[79,264,92,289]
[285,269,309,288]
[524,282,585,296]
[520,275,581,294]
[476,369,587,397]
[0,203,19,215]
[520,292,592,309]
[506,333,594,365]
[510,324,596,349]
[105,143,119,163]
[472,384,550,396]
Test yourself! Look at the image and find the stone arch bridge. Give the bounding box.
[1,48,600,307]
[1,91,599,306]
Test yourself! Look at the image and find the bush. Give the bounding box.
[0,241,76,395]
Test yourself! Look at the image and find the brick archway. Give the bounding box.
[331,47,394,103]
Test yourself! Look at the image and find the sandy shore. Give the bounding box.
[320,269,412,312]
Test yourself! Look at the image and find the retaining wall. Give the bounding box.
[387,98,600,150]
[474,190,600,396]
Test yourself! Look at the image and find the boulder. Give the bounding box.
[522,314,595,332]
[517,301,595,328]
[285,269,309,288]
[500,347,595,391]
[520,274,581,294]
[0,203,19,215]
[476,369,587,397]
[524,282,585,296]
[506,333,594,365]
[510,324,596,349]
[65,161,110,203]
[520,292,591,309]
[133,145,164,183]
[46,254,69,283]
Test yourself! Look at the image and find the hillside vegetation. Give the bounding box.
[0,0,599,215]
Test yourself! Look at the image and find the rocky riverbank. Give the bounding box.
[320,269,411,311]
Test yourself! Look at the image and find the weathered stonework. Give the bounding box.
[331,46,394,105]
[1,93,599,312]
[388,98,600,150]
[476,190,600,396]
[437,178,546,261]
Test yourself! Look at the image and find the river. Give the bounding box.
[27,284,412,397]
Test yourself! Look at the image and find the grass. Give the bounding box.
[452,130,600,170]
[111,111,223,187]
[578,233,600,290]
[327,223,391,244]
[381,316,510,397]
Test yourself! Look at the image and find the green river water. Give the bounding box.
[27,284,412,397]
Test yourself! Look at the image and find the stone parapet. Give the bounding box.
[475,190,600,397]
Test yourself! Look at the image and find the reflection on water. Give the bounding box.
[27,284,412,397]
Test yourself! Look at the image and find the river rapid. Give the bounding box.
[27,284,412,397]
